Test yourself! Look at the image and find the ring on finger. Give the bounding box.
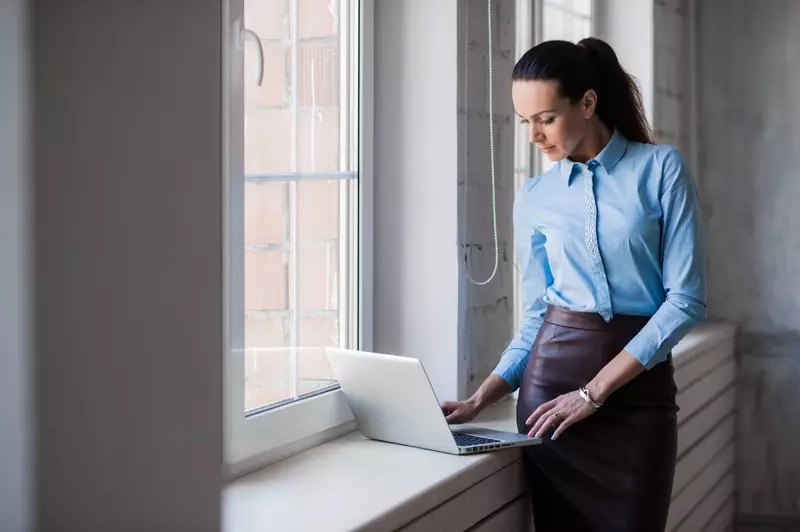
[553,412,564,423]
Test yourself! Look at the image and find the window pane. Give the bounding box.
[542,4,565,42]
[298,107,340,173]
[243,0,354,414]
[542,2,592,44]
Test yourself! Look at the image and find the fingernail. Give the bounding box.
[551,434,558,440]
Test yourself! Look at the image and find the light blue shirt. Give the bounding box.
[493,129,707,392]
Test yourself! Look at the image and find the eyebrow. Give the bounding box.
[517,109,556,120]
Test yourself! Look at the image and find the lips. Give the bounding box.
[540,146,555,153]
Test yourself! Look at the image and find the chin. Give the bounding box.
[544,150,565,162]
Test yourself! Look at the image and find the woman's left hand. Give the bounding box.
[526,390,596,440]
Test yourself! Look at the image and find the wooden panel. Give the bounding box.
[703,497,735,532]
[677,388,735,457]
[466,496,530,532]
[675,474,734,532]
[399,460,526,532]
[667,443,734,531]
[674,339,734,391]
[668,330,737,532]
[737,515,800,532]
[673,415,734,497]
[676,359,736,424]
[672,324,736,371]
[737,336,800,517]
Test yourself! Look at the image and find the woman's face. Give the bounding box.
[512,80,597,162]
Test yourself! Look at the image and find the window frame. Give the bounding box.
[512,0,538,329]
[223,0,373,476]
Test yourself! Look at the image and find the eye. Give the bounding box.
[519,118,529,124]
[541,117,556,125]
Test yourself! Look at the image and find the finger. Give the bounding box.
[529,404,558,435]
[441,401,457,411]
[441,402,459,415]
[528,410,551,437]
[526,398,558,426]
[445,408,464,423]
[527,399,557,425]
[531,414,553,438]
[551,412,582,440]
[531,412,559,438]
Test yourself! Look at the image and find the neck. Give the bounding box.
[569,121,613,163]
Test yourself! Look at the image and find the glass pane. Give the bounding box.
[542,2,592,43]
[243,0,353,414]
[542,4,565,42]
[544,0,592,18]
[243,180,345,412]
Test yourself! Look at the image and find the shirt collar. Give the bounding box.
[559,128,629,181]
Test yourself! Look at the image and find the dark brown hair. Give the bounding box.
[512,37,654,144]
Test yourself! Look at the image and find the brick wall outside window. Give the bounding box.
[243,0,346,410]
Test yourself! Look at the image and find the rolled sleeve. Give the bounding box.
[624,148,707,368]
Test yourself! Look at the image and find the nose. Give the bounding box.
[528,123,545,144]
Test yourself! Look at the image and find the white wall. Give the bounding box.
[0,1,32,531]
[374,0,462,400]
[374,0,517,401]
[33,2,223,530]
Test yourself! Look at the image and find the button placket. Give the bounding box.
[583,163,613,321]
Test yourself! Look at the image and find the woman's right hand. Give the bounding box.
[441,375,510,424]
[441,398,482,424]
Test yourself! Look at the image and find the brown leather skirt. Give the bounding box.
[517,305,678,532]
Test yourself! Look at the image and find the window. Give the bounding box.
[513,0,535,194]
[224,0,369,471]
[541,0,593,42]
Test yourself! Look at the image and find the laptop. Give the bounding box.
[325,348,541,455]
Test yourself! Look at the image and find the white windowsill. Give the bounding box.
[223,322,735,532]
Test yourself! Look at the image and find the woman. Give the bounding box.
[442,38,706,532]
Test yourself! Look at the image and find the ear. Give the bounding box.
[581,89,598,119]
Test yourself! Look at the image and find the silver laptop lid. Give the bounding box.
[325,348,459,454]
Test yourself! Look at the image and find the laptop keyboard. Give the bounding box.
[453,432,501,447]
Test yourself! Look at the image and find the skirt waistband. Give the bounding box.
[544,305,651,331]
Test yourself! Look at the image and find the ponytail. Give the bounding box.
[577,38,653,143]
[512,38,653,144]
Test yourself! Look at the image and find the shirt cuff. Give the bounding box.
[623,332,662,369]
[623,299,703,369]
[491,347,529,392]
